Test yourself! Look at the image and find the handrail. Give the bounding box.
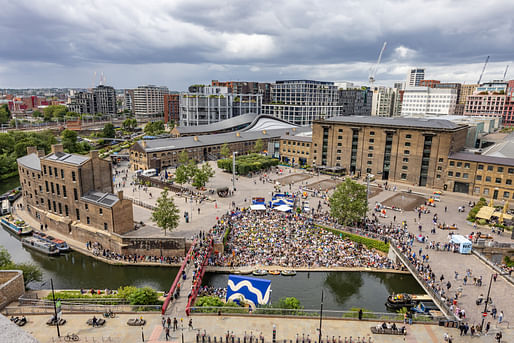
[162,239,196,315]
[185,239,213,316]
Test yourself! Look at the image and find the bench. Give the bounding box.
[370,327,406,335]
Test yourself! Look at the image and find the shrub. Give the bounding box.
[316,225,389,253]
[127,287,159,305]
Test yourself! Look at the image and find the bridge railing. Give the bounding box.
[161,239,196,314]
[186,239,213,316]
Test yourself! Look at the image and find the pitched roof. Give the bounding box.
[43,152,89,165]
[318,115,466,130]
[449,152,514,167]
[81,191,119,208]
[17,153,41,171]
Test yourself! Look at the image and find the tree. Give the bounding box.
[122,118,137,132]
[0,246,42,288]
[151,188,180,236]
[174,165,189,185]
[102,123,115,138]
[192,163,215,188]
[329,178,367,226]
[220,143,231,159]
[0,104,11,124]
[127,287,159,305]
[43,105,67,120]
[0,247,11,267]
[144,121,165,136]
[32,110,42,118]
[178,150,189,165]
[254,139,264,153]
[61,129,80,153]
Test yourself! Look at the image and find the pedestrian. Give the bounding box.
[493,273,498,282]
[173,317,178,331]
[454,271,458,280]
[463,276,467,285]
[495,331,502,343]
[165,327,170,341]
[485,322,490,335]
[189,318,193,330]
[358,308,363,320]
[167,317,171,328]
[498,310,504,324]
[445,206,447,212]
[162,317,166,328]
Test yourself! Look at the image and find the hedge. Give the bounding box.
[315,224,389,253]
[217,153,279,175]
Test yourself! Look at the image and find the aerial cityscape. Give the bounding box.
[0,1,513,343]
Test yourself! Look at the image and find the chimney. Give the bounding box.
[262,130,266,135]
[37,149,45,157]
[26,146,38,155]
[142,141,147,148]
[89,150,99,159]
[193,136,199,141]
[117,190,124,200]
[51,144,64,154]
[236,132,240,137]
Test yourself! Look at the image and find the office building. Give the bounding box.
[67,91,95,115]
[310,116,468,188]
[401,87,457,116]
[123,89,135,114]
[371,87,401,117]
[133,85,169,116]
[463,82,507,119]
[502,80,514,126]
[67,85,116,115]
[338,88,372,116]
[211,80,272,104]
[406,68,425,87]
[179,86,262,126]
[164,94,180,125]
[262,80,341,125]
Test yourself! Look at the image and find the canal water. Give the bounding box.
[0,175,20,196]
[203,272,424,313]
[0,223,424,311]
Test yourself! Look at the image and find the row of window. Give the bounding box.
[284,141,310,147]
[473,187,513,199]
[43,165,76,181]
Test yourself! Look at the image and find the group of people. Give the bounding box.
[208,209,399,270]
[85,241,184,265]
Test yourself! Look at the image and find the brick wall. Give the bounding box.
[0,271,25,310]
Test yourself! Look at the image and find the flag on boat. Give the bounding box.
[226,275,271,307]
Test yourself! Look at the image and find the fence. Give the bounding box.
[189,306,434,323]
[126,197,156,211]
[186,239,213,315]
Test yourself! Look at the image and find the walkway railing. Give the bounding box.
[5,300,160,315]
[189,306,434,322]
[186,239,213,316]
[162,239,197,314]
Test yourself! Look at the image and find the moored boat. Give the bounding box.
[252,269,268,276]
[281,270,297,276]
[32,231,70,252]
[268,270,280,275]
[385,293,414,310]
[0,216,33,235]
[21,237,60,256]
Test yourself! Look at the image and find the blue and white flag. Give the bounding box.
[226,275,271,307]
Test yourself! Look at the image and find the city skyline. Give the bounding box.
[1,0,513,89]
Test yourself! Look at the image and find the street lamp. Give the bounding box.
[232,151,238,191]
[480,272,508,331]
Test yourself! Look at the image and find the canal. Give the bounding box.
[0,225,424,311]
[0,175,20,196]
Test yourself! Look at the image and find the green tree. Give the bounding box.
[174,165,189,185]
[102,123,115,138]
[32,110,42,118]
[275,297,302,309]
[254,139,264,153]
[0,246,42,287]
[127,287,159,305]
[144,121,165,135]
[61,129,80,153]
[43,105,67,120]
[0,247,11,267]
[0,104,11,124]
[178,150,189,165]
[329,178,367,226]
[220,143,231,159]
[122,118,137,132]
[192,163,214,188]
[151,188,180,236]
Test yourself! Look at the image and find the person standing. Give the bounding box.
[173,317,178,331]
[165,326,170,341]
[358,309,363,320]
[498,310,504,324]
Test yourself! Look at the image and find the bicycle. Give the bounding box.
[103,310,116,318]
[63,333,79,341]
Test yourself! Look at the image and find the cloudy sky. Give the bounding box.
[1,0,513,90]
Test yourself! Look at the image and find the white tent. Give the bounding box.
[250,204,266,211]
[275,205,292,212]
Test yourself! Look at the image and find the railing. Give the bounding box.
[186,239,213,316]
[162,239,197,314]
[5,300,161,315]
[19,296,128,305]
[126,197,156,210]
[189,306,434,322]
[389,244,457,321]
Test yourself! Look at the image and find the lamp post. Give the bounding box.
[232,151,238,191]
[480,272,508,331]
[318,290,324,343]
[50,278,60,337]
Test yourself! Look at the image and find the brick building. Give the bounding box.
[310,116,468,189]
[279,133,313,167]
[164,94,180,125]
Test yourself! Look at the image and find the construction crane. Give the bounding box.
[503,64,510,81]
[477,55,489,85]
[369,42,387,88]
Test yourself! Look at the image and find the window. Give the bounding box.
[338,136,342,140]
[403,158,409,163]
[367,160,372,165]
[401,173,407,180]
[487,165,493,171]
[463,173,469,179]
[436,174,441,179]
[402,165,408,170]
[50,182,54,194]
[448,171,453,176]
[476,175,482,181]
[498,167,504,172]
[63,186,67,197]
[43,166,47,174]
[87,217,90,224]
[54,167,57,177]
[457,162,462,167]
[85,204,89,210]
[438,158,444,163]
[49,167,52,176]
[337,150,342,154]
[45,181,49,192]
[509,168,514,174]
[369,138,374,143]
[437,166,442,171]
[405,142,411,147]
[76,209,80,220]
[464,163,470,169]
[336,156,341,161]
[104,223,108,230]
[65,205,69,217]
[478,164,484,170]
[404,150,410,155]
[504,191,510,198]
[72,171,76,181]
[368,146,373,151]
[99,208,103,215]
[406,134,412,139]
[52,201,56,212]
[473,187,480,194]
[449,161,455,166]
[456,172,461,177]
[338,129,343,133]
[368,153,373,158]
[366,168,372,173]
[483,188,489,195]
[74,188,78,201]
[56,184,60,196]
[495,178,502,183]
[61,169,64,178]
[369,131,375,136]
[486,176,491,182]
[337,143,342,146]
[58,203,62,214]
[507,179,512,185]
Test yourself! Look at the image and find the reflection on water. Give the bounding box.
[0,176,20,196]
[203,271,425,312]
[0,225,178,290]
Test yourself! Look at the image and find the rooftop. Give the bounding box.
[17,153,41,171]
[81,191,119,208]
[43,152,89,166]
[176,113,258,135]
[448,151,514,167]
[318,116,466,130]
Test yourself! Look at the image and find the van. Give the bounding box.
[141,169,157,177]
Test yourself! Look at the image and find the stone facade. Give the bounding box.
[280,136,313,166]
[0,271,24,310]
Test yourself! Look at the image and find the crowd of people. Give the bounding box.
[85,241,184,265]
[208,209,399,270]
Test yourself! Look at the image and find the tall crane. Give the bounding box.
[369,42,387,88]
[503,64,509,81]
[477,55,489,85]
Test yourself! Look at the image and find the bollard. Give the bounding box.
[203,334,206,343]
[208,336,211,343]
[214,337,217,343]
[232,336,235,343]
[197,333,200,342]
[238,338,241,343]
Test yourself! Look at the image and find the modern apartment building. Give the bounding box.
[211,80,272,104]
[262,80,341,125]
[338,88,372,116]
[68,85,116,115]
[133,85,169,116]
[123,89,135,114]
[17,145,134,244]
[463,82,507,119]
[503,80,514,126]
[164,94,180,125]
[371,87,401,117]
[179,86,262,127]
[67,91,95,115]
[310,116,468,188]
[401,87,457,116]
[406,68,425,87]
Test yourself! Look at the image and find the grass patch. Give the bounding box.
[315,224,389,253]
